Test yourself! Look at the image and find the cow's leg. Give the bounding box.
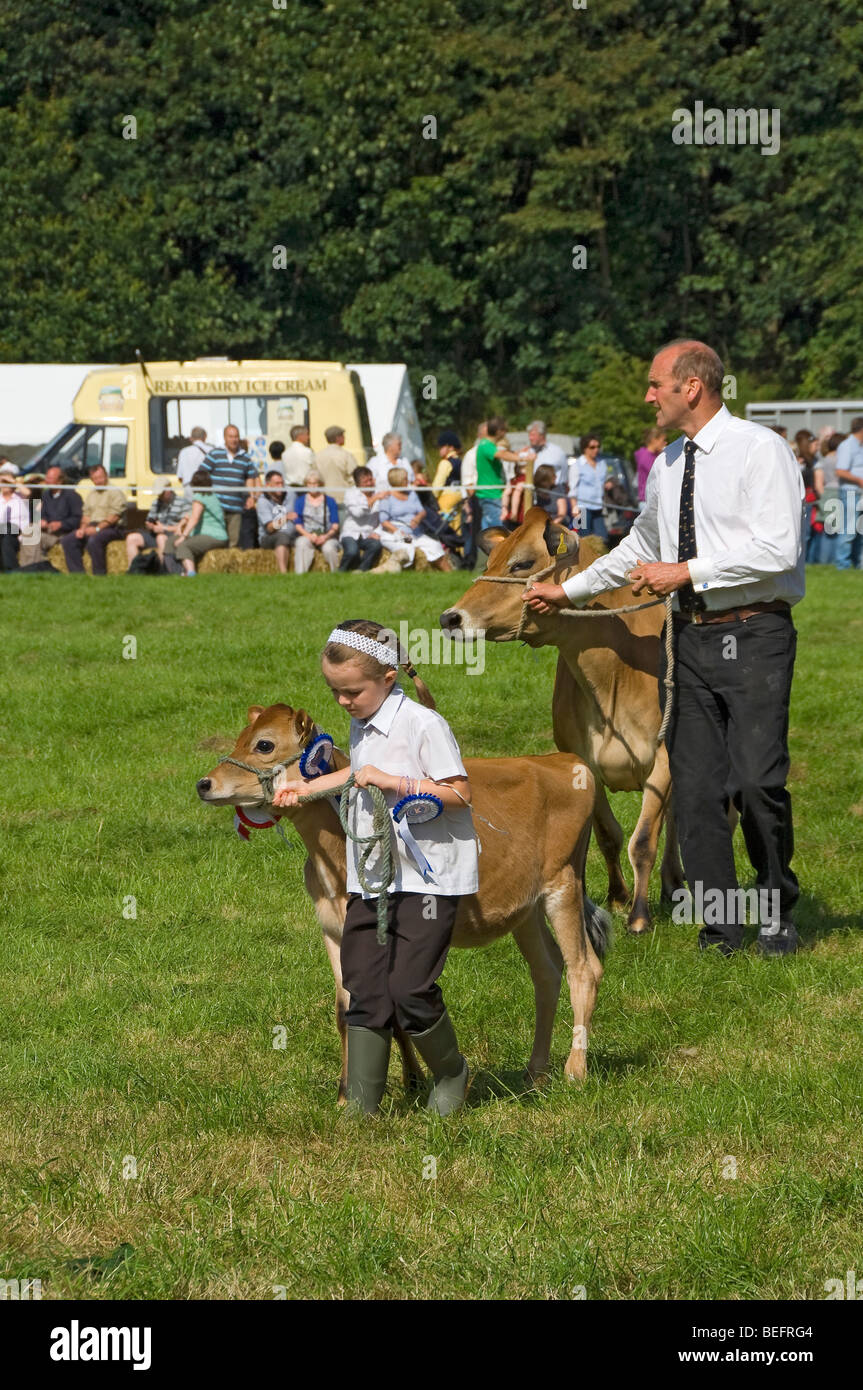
[512,910,563,1085]
[592,783,631,909]
[322,931,350,1103]
[543,865,602,1082]
[627,749,674,934]
[660,798,686,902]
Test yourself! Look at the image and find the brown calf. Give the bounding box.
[197,703,611,1100]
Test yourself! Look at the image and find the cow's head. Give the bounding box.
[196,703,327,807]
[440,508,582,645]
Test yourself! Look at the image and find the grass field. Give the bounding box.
[1,566,862,1301]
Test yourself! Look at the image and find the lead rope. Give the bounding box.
[473,565,675,744]
[289,776,395,946]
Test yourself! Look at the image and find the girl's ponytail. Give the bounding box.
[400,658,436,710]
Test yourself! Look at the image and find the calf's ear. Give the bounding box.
[478,526,510,555]
[294,708,316,744]
[543,520,579,557]
[247,705,265,724]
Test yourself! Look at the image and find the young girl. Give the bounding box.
[273,618,478,1116]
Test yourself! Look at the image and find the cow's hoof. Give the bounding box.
[564,1056,587,1083]
[523,1067,550,1090]
[627,917,653,935]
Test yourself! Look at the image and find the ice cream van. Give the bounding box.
[23,358,423,503]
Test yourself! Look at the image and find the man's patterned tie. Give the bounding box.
[677,439,706,616]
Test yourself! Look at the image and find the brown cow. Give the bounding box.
[440,507,684,932]
[197,702,611,1100]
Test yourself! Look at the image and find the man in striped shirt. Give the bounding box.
[201,425,259,546]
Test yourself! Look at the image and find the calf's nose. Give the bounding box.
[197,777,212,797]
[439,608,462,631]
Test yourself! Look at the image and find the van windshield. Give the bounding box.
[149,396,309,473]
[24,423,128,483]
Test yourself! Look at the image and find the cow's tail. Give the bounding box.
[584,894,612,960]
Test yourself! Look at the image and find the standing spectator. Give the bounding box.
[0,464,31,571]
[200,425,259,547]
[815,432,843,565]
[568,434,607,538]
[176,427,210,499]
[339,466,385,572]
[294,470,341,573]
[173,467,228,575]
[634,426,667,509]
[433,429,478,568]
[125,484,190,571]
[19,464,82,566]
[61,464,127,575]
[378,467,453,570]
[370,432,406,490]
[314,424,361,497]
[524,419,568,487]
[281,424,314,486]
[256,471,298,574]
[267,440,287,479]
[834,417,863,571]
[475,417,516,528]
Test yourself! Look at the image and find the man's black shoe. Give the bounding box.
[697,931,740,958]
[756,921,800,957]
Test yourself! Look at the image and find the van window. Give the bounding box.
[149,396,309,473]
[31,424,128,484]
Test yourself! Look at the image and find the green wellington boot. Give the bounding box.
[410,1011,469,1117]
[345,1027,392,1115]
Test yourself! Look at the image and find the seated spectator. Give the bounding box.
[0,464,32,572]
[378,467,453,571]
[339,466,385,572]
[61,464,128,575]
[257,471,298,574]
[125,484,190,572]
[173,467,229,575]
[532,464,570,523]
[294,470,340,573]
[19,464,82,566]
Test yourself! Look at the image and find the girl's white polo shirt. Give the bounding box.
[345,685,479,898]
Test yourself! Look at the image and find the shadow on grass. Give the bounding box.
[795,892,863,944]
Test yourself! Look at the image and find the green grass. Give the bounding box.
[0,567,862,1300]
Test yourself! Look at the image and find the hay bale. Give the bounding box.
[198,548,279,575]
[45,540,128,574]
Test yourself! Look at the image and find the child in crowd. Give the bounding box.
[273,618,478,1116]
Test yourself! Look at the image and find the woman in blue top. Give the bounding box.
[294,469,341,573]
[378,466,453,570]
[568,434,608,539]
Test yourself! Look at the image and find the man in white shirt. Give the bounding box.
[281,425,314,486]
[525,339,805,958]
[176,428,211,500]
[526,419,568,487]
[834,416,863,570]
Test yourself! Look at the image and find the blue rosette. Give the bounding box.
[298,733,334,780]
[392,792,443,880]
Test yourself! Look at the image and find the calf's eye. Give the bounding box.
[255,739,275,754]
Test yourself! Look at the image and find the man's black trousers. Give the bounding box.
[659,610,799,950]
[341,891,459,1032]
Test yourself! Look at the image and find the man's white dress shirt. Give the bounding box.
[346,685,479,897]
[561,405,805,612]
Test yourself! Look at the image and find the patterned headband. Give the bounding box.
[326,627,400,668]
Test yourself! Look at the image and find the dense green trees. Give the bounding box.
[1,0,859,452]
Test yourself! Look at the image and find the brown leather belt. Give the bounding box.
[673,599,791,627]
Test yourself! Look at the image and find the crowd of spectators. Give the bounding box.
[4,412,861,575]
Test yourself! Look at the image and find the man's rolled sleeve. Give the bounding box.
[561,475,661,605]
